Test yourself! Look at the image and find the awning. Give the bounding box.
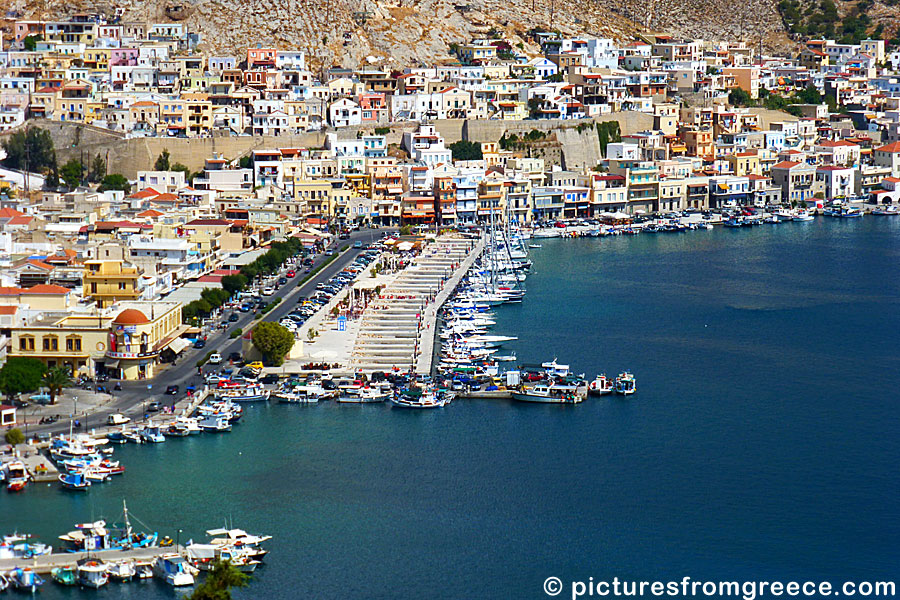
[718,183,729,191]
[105,360,120,368]
[167,337,191,354]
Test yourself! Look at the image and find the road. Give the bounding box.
[33,229,385,437]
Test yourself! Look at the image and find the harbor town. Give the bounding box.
[0,10,897,599]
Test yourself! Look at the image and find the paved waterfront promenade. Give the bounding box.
[0,545,186,574]
[349,234,484,375]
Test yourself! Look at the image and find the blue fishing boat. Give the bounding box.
[59,472,91,491]
[7,567,44,592]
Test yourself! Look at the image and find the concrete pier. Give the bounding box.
[349,234,484,375]
[0,545,186,575]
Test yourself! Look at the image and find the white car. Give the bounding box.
[205,374,224,385]
[107,413,131,426]
[208,352,223,364]
[262,287,275,296]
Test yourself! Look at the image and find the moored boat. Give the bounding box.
[511,383,582,404]
[614,372,636,395]
[588,374,614,395]
[7,567,43,592]
[153,554,196,586]
[106,559,136,582]
[77,558,109,588]
[50,566,77,586]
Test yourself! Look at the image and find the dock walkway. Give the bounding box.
[349,234,483,375]
[0,545,185,575]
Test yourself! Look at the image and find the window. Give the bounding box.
[20,337,34,351]
[66,337,82,352]
[43,336,58,351]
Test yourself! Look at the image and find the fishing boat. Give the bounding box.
[2,460,30,492]
[59,502,159,552]
[0,574,7,592]
[792,208,814,221]
[7,567,43,592]
[0,534,53,560]
[528,243,542,248]
[51,566,77,586]
[153,554,196,586]
[174,416,203,435]
[588,374,614,395]
[136,563,153,579]
[390,387,453,408]
[139,426,166,443]
[106,559,136,582]
[59,472,91,491]
[216,382,268,402]
[199,414,232,432]
[77,558,109,588]
[511,383,583,404]
[337,387,389,403]
[872,205,900,215]
[614,372,636,395]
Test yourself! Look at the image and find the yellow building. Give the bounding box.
[726,151,762,177]
[8,302,185,379]
[83,260,141,308]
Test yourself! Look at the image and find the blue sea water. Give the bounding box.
[2,218,899,599]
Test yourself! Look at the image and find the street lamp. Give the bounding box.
[177,529,182,550]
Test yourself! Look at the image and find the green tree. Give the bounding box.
[728,87,753,107]
[42,366,73,405]
[1,126,56,172]
[0,357,46,399]
[5,428,25,446]
[23,35,42,52]
[59,159,83,189]
[448,140,483,161]
[98,174,131,193]
[88,154,106,183]
[221,274,248,295]
[154,149,171,171]
[171,162,193,183]
[597,120,621,156]
[252,322,294,367]
[188,560,249,600]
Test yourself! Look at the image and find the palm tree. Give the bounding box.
[43,366,73,405]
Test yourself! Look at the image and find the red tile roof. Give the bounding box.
[26,284,70,294]
[772,161,802,169]
[876,141,900,153]
[0,306,18,315]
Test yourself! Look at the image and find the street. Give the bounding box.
[29,228,385,437]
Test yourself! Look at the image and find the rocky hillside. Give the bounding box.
[7,0,795,69]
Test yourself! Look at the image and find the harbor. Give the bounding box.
[0,218,897,599]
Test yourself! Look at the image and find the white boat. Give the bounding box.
[511,384,583,404]
[528,244,542,248]
[792,209,814,221]
[153,554,196,586]
[588,374,614,395]
[106,559,136,581]
[337,387,389,403]
[198,414,232,433]
[2,460,30,492]
[77,558,109,588]
[216,383,269,402]
[173,416,202,435]
[139,426,165,443]
[872,205,899,215]
[390,388,453,408]
[614,372,636,395]
[541,359,571,378]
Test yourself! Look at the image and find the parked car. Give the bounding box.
[194,339,206,349]
[205,374,225,385]
[148,401,161,412]
[228,352,242,363]
[278,277,288,285]
[228,313,240,322]
[260,374,280,385]
[286,270,296,278]
[208,352,223,365]
[353,241,362,248]
[165,385,179,395]
[246,361,264,370]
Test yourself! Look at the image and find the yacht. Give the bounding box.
[140,426,166,443]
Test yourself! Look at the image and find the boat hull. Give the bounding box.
[510,392,581,404]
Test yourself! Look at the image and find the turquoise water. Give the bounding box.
[4,218,899,598]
